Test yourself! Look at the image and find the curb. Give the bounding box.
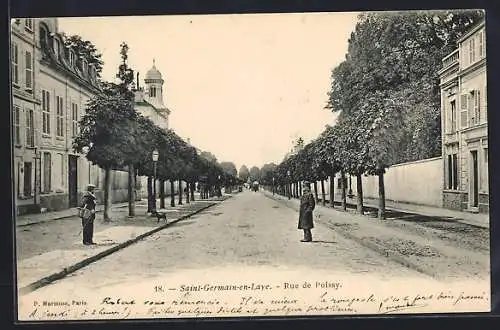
[263,192,438,279]
[18,201,220,296]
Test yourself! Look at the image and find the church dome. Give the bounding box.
[145,60,163,81]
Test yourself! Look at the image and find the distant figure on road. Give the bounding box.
[80,184,97,245]
[298,182,315,242]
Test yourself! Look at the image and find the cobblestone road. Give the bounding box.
[21,191,427,293]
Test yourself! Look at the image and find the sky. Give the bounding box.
[58,12,359,170]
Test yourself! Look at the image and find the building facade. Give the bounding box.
[11,18,40,214]
[439,20,488,213]
[10,17,121,215]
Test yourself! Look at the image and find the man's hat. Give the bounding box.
[87,184,96,189]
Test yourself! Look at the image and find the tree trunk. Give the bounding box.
[160,179,165,209]
[299,181,302,197]
[178,180,183,205]
[340,171,346,211]
[356,173,364,215]
[190,182,195,201]
[313,181,318,201]
[321,180,326,206]
[128,164,136,217]
[186,181,190,203]
[329,175,335,208]
[103,167,112,222]
[378,171,386,219]
[170,180,176,207]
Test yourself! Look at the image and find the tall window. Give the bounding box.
[71,103,78,136]
[13,105,21,145]
[460,94,468,128]
[150,86,156,98]
[26,108,34,147]
[24,18,33,32]
[82,59,88,74]
[469,90,481,126]
[25,51,33,91]
[42,90,51,134]
[54,38,60,59]
[479,31,484,58]
[69,51,75,66]
[450,100,456,132]
[447,153,458,190]
[469,38,475,64]
[43,152,52,193]
[11,42,19,85]
[56,96,64,137]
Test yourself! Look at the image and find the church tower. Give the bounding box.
[135,59,171,130]
[144,59,166,109]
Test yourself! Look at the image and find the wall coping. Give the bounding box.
[389,156,442,169]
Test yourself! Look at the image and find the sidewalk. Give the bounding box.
[16,194,232,295]
[15,192,221,227]
[351,196,489,229]
[310,193,489,229]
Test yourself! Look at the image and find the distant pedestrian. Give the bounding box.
[298,182,315,242]
[79,184,97,245]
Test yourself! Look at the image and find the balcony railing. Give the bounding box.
[442,49,459,69]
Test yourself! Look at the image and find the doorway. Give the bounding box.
[23,162,32,197]
[470,150,479,208]
[68,155,78,207]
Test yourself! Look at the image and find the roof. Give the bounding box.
[145,61,163,81]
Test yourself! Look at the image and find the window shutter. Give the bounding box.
[477,90,481,124]
[460,94,468,128]
[479,32,484,58]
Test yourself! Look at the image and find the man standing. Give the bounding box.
[80,184,97,245]
[298,181,315,242]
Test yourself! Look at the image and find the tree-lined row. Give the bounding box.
[73,42,241,220]
[264,11,484,219]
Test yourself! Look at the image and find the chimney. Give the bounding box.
[136,72,140,90]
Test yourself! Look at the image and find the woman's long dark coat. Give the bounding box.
[298,191,315,229]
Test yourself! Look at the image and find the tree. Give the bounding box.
[220,162,238,177]
[73,93,138,222]
[200,151,218,164]
[238,165,250,182]
[326,10,484,163]
[249,166,261,182]
[260,163,277,186]
[62,33,104,77]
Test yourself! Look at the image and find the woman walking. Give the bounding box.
[298,182,315,242]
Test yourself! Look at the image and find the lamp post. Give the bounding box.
[82,142,94,184]
[152,149,159,211]
[218,175,221,196]
[287,170,291,200]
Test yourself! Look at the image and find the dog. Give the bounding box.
[152,210,167,223]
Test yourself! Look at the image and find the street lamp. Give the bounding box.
[152,149,159,211]
[287,170,291,200]
[218,175,222,196]
[82,142,94,184]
